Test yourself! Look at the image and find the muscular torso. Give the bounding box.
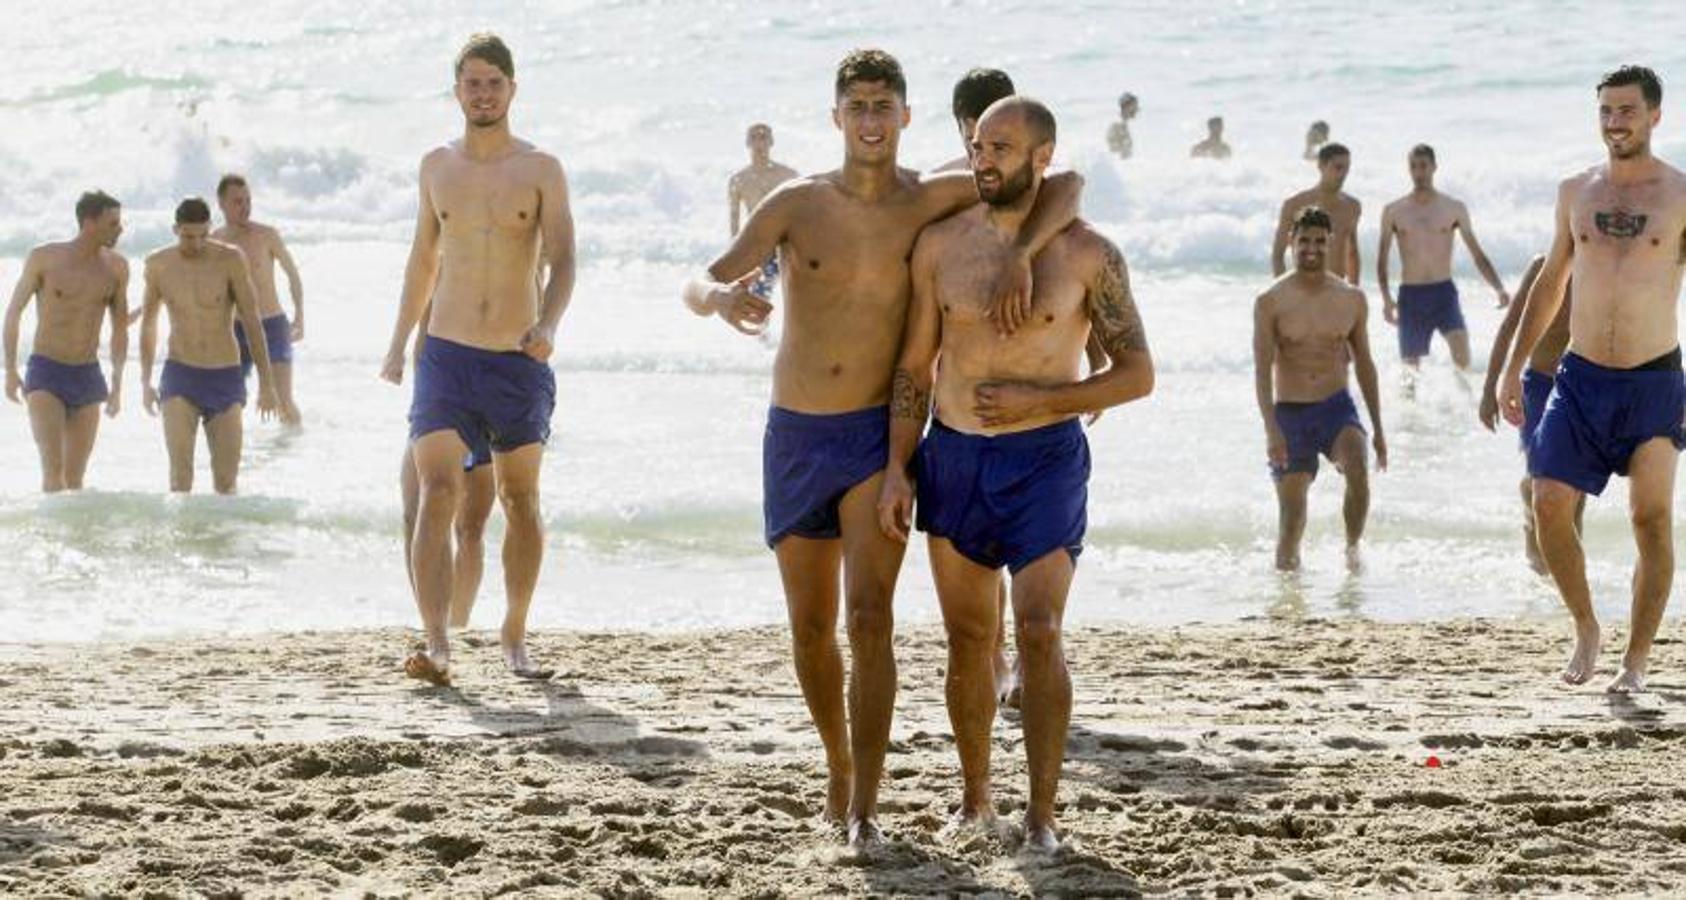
[1564,165,1686,367]
[148,246,244,367]
[929,212,1094,434]
[425,143,549,351]
[771,172,945,412]
[1265,275,1362,402]
[1285,189,1360,278]
[733,163,798,216]
[28,243,121,364]
[213,224,282,317]
[1387,193,1462,284]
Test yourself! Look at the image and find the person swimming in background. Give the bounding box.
[3,190,130,492]
[1190,116,1231,160]
[1304,120,1330,161]
[729,124,799,301]
[213,174,305,426]
[1106,92,1138,160]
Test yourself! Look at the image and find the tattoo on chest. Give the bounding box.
[1594,209,1648,239]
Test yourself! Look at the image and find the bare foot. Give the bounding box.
[1562,619,1601,686]
[823,764,852,824]
[1606,662,1648,694]
[993,648,1014,704]
[847,816,885,848]
[1001,656,1024,710]
[404,649,452,687]
[1275,551,1301,572]
[503,641,555,680]
[1022,818,1062,855]
[1345,543,1364,574]
[937,806,999,844]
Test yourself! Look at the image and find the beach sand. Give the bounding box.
[3,618,1685,896]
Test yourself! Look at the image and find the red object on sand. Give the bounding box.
[1425,755,1442,768]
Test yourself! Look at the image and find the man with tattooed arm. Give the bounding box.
[877,97,1153,852]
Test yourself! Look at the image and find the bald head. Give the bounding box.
[978,95,1056,149]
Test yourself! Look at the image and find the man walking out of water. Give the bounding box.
[139,198,278,494]
[1274,144,1361,285]
[1190,116,1231,160]
[1498,66,1686,694]
[4,191,129,491]
[682,49,1081,846]
[380,33,576,687]
[879,97,1153,851]
[1481,254,1578,574]
[1377,145,1508,372]
[936,67,1015,173]
[214,174,305,425]
[1254,206,1387,571]
[729,124,799,301]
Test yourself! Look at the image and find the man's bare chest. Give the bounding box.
[432,167,542,235]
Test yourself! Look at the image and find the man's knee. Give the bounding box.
[943,605,997,652]
[497,483,542,524]
[845,597,894,645]
[1533,480,1581,521]
[1631,501,1673,542]
[1014,607,1063,657]
[453,514,487,547]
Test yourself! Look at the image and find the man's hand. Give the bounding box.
[876,467,915,543]
[973,381,1046,428]
[520,323,556,363]
[142,383,159,416]
[256,381,279,422]
[1496,368,1525,427]
[380,349,405,385]
[1382,298,1399,326]
[1266,425,1287,470]
[4,369,19,403]
[1372,431,1389,472]
[987,250,1034,336]
[290,316,305,343]
[710,270,772,336]
[1477,382,1500,432]
[104,389,121,419]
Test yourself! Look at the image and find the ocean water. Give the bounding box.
[4,1,1686,642]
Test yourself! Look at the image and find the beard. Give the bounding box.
[468,110,506,129]
[1607,134,1647,159]
[977,160,1034,207]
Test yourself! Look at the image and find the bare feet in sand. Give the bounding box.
[938,807,1001,846]
[404,649,452,687]
[1606,659,1648,694]
[1022,818,1062,854]
[996,654,1023,710]
[847,816,885,848]
[1562,618,1601,686]
[502,641,555,680]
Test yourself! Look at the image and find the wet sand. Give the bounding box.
[3,618,1685,896]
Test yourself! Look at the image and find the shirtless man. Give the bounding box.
[1480,254,1578,573]
[1304,120,1330,161]
[4,191,128,491]
[1274,144,1361,285]
[213,174,304,425]
[1255,206,1387,571]
[1190,116,1232,160]
[139,197,278,494]
[879,97,1152,852]
[730,125,799,300]
[937,68,1015,173]
[1498,65,1686,694]
[1377,145,1509,371]
[681,49,1081,846]
[1106,92,1139,161]
[379,33,576,686]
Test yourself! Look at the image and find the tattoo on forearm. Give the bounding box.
[1594,209,1647,239]
[891,368,929,420]
[1088,242,1148,357]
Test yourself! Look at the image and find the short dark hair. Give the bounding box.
[952,68,1015,122]
[1598,65,1662,108]
[74,190,120,225]
[175,197,212,225]
[1317,142,1350,165]
[982,95,1056,147]
[1409,143,1436,164]
[1309,120,1329,134]
[216,173,248,197]
[1291,205,1333,234]
[456,32,514,80]
[836,48,906,101]
[1208,116,1223,129]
